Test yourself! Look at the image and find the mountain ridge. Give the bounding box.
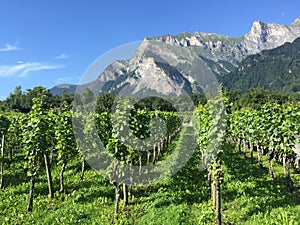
[149,16,300,64]
[50,17,300,97]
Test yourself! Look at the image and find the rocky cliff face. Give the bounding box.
[243,18,300,52]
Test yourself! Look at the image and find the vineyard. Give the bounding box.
[0,91,300,225]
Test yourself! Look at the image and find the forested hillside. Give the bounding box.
[221,37,300,93]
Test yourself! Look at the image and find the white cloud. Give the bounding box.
[0,43,20,52]
[0,62,63,77]
[54,53,70,59]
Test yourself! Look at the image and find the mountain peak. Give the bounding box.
[244,17,300,50]
[249,20,268,37]
[251,20,266,27]
[254,20,267,26]
[291,16,300,26]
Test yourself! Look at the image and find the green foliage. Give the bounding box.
[95,92,116,114]
[94,112,112,146]
[22,95,54,176]
[1,87,300,224]
[229,102,300,155]
[134,96,177,112]
[55,111,77,164]
[0,114,10,136]
[236,88,288,110]
[222,37,300,93]
[5,113,24,156]
[1,86,57,113]
[194,88,227,170]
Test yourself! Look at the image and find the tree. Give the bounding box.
[2,86,56,113]
[95,92,116,113]
[59,91,74,111]
[3,86,25,112]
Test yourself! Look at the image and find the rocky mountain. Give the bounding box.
[151,17,300,64]
[51,17,300,97]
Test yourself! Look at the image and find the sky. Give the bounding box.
[0,0,300,100]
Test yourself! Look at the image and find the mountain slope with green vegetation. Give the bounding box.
[221,37,300,93]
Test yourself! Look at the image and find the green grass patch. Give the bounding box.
[0,141,299,224]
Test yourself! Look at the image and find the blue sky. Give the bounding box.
[0,0,299,99]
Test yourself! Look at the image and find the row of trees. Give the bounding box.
[193,90,300,224]
[228,102,300,192]
[0,86,73,113]
[0,85,208,114]
[3,85,298,114]
[193,90,228,225]
[74,97,183,222]
[0,93,78,211]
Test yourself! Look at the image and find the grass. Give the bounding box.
[0,140,299,224]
